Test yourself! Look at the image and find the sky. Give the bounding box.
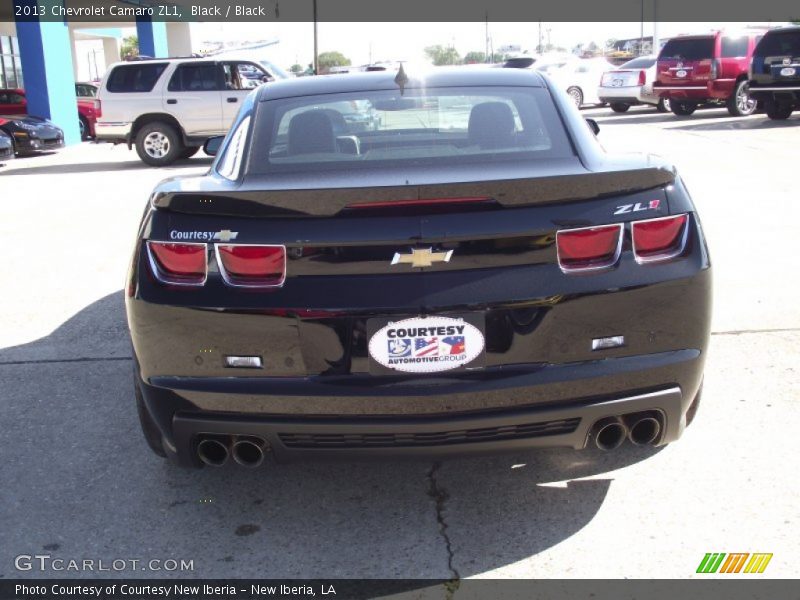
[189,21,783,69]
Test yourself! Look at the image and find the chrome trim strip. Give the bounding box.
[556,223,624,274]
[145,241,208,287]
[652,86,707,90]
[749,86,800,91]
[214,243,287,289]
[632,214,690,265]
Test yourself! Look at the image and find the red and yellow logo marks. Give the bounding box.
[697,553,773,574]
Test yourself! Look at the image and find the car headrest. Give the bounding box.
[468,101,516,150]
[287,109,337,155]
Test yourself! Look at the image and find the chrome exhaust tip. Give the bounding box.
[627,416,661,446]
[593,417,627,451]
[197,438,229,467]
[232,438,266,468]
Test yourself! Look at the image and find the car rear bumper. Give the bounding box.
[138,345,706,466]
[95,121,132,143]
[654,80,735,100]
[597,86,656,104]
[748,85,800,102]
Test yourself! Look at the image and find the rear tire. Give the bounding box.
[764,98,794,120]
[610,102,630,113]
[79,116,90,141]
[656,98,671,113]
[671,100,697,116]
[135,122,184,167]
[134,367,167,458]
[726,80,757,116]
[567,87,583,108]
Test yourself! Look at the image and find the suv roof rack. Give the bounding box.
[123,54,206,62]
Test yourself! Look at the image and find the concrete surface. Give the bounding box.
[0,105,798,581]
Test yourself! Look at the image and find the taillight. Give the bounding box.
[146,241,207,285]
[556,224,623,273]
[638,70,647,85]
[632,214,689,263]
[710,59,719,80]
[216,244,286,287]
[93,99,102,117]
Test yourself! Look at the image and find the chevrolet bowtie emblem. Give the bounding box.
[391,248,453,268]
[214,229,238,242]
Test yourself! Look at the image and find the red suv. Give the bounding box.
[0,87,101,140]
[654,31,764,117]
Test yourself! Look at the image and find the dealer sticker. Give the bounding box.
[368,316,485,374]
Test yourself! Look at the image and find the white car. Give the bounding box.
[95,57,274,166]
[546,57,617,107]
[598,56,671,113]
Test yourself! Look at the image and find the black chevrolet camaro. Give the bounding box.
[126,67,711,468]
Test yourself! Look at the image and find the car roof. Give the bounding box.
[256,67,546,101]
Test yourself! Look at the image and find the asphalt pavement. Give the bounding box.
[0,105,798,582]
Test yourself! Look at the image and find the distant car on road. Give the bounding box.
[748,26,800,120]
[0,115,64,155]
[0,87,99,140]
[598,56,671,113]
[0,128,14,162]
[126,67,710,467]
[654,30,764,116]
[95,57,276,166]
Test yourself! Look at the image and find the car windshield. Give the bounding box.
[660,37,715,61]
[620,57,656,69]
[246,86,574,175]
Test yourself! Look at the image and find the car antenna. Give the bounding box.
[394,62,409,95]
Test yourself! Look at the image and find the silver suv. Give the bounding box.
[95,58,277,166]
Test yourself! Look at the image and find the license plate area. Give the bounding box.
[367,313,486,375]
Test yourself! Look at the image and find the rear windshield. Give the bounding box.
[106,63,168,93]
[660,38,715,61]
[755,31,800,57]
[620,57,655,69]
[247,86,574,175]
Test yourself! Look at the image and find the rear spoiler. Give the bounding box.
[153,167,676,217]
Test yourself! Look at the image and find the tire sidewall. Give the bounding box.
[567,87,583,108]
[135,122,183,167]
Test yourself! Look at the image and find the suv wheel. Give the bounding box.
[764,98,794,120]
[671,100,697,116]
[610,103,630,113]
[135,122,184,167]
[727,80,757,116]
[656,98,671,113]
[567,87,583,108]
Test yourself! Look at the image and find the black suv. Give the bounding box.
[748,26,800,120]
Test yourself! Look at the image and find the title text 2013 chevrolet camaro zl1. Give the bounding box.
[126,67,711,468]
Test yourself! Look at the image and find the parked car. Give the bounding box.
[539,57,616,107]
[0,115,65,155]
[95,57,275,166]
[0,87,99,140]
[748,26,800,120]
[653,31,764,116]
[0,128,14,162]
[598,56,671,112]
[126,67,710,467]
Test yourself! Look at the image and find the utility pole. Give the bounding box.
[538,22,542,54]
[640,0,645,56]
[653,0,660,55]
[313,0,319,75]
[485,11,489,62]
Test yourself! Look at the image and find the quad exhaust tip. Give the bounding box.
[232,438,267,468]
[197,438,229,467]
[626,415,661,446]
[593,417,627,451]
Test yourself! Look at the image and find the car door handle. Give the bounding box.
[226,97,238,103]
[166,99,177,104]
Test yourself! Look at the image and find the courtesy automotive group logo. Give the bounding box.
[696,552,773,574]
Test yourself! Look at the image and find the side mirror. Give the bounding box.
[203,136,224,156]
[585,118,600,136]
